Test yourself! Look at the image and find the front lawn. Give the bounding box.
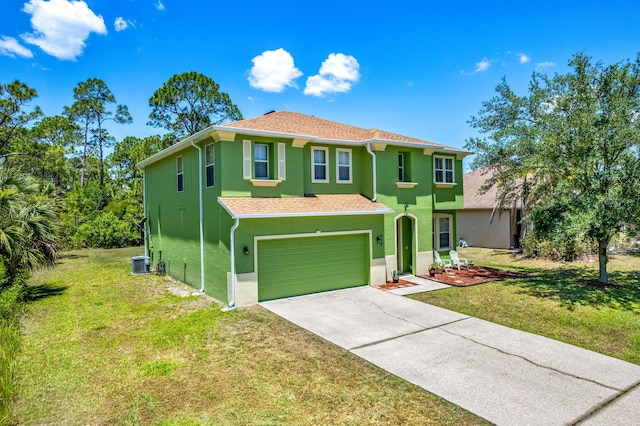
[12,247,484,425]
[412,247,640,365]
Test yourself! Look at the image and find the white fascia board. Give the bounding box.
[364,139,472,155]
[222,126,462,151]
[137,123,472,169]
[232,209,395,219]
[219,126,317,142]
[217,196,236,218]
[136,125,218,169]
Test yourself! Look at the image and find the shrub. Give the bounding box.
[521,233,596,261]
[71,211,141,249]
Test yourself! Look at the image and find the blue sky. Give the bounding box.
[1,0,640,160]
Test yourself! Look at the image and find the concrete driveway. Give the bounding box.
[261,286,640,425]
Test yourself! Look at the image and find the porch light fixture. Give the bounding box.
[243,246,249,255]
[376,235,383,245]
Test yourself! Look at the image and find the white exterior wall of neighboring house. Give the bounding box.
[457,209,516,249]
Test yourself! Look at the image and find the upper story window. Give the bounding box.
[336,148,352,183]
[176,156,184,192]
[398,152,412,182]
[243,140,285,184]
[434,156,454,184]
[254,143,269,179]
[312,146,329,183]
[205,143,215,188]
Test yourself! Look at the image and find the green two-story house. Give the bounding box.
[137,111,469,308]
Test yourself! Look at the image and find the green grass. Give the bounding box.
[13,247,485,425]
[412,247,640,364]
[0,280,26,426]
[0,320,20,426]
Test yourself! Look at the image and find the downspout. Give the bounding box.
[366,143,377,201]
[190,140,206,294]
[142,169,148,256]
[222,217,239,312]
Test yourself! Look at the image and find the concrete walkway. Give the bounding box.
[261,287,640,425]
[388,274,451,295]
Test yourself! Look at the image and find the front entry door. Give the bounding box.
[396,216,413,274]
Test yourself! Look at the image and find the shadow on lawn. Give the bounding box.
[504,266,640,312]
[26,283,68,302]
[56,253,88,264]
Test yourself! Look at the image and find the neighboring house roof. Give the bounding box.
[464,168,518,209]
[218,194,393,219]
[137,111,470,169]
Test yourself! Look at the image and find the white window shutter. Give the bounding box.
[278,143,286,180]
[242,140,251,180]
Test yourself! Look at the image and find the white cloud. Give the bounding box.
[474,57,491,73]
[304,53,360,97]
[155,1,165,11]
[0,35,33,58]
[21,0,107,61]
[248,48,303,92]
[536,61,556,70]
[114,17,128,32]
[517,53,530,63]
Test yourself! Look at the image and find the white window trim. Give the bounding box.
[336,148,352,183]
[398,152,405,182]
[254,143,269,180]
[242,140,252,180]
[311,146,329,183]
[434,155,455,185]
[176,155,184,193]
[205,143,215,188]
[432,213,453,251]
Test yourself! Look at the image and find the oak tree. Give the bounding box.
[467,53,640,283]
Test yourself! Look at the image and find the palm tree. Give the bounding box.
[0,164,59,285]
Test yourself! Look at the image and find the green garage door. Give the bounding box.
[258,233,369,301]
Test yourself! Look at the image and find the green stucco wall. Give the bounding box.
[374,146,435,256]
[142,131,464,304]
[220,135,304,197]
[144,141,231,302]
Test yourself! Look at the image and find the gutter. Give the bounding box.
[366,143,377,202]
[190,140,206,294]
[222,217,240,312]
[143,171,148,256]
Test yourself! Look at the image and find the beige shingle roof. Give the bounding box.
[218,194,393,218]
[464,168,520,209]
[223,111,466,151]
[464,168,498,208]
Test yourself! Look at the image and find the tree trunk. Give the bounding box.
[98,122,104,187]
[99,143,104,187]
[80,126,88,189]
[598,238,609,284]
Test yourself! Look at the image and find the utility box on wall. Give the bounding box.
[132,256,150,274]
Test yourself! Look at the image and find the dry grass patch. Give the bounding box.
[13,247,486,425]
